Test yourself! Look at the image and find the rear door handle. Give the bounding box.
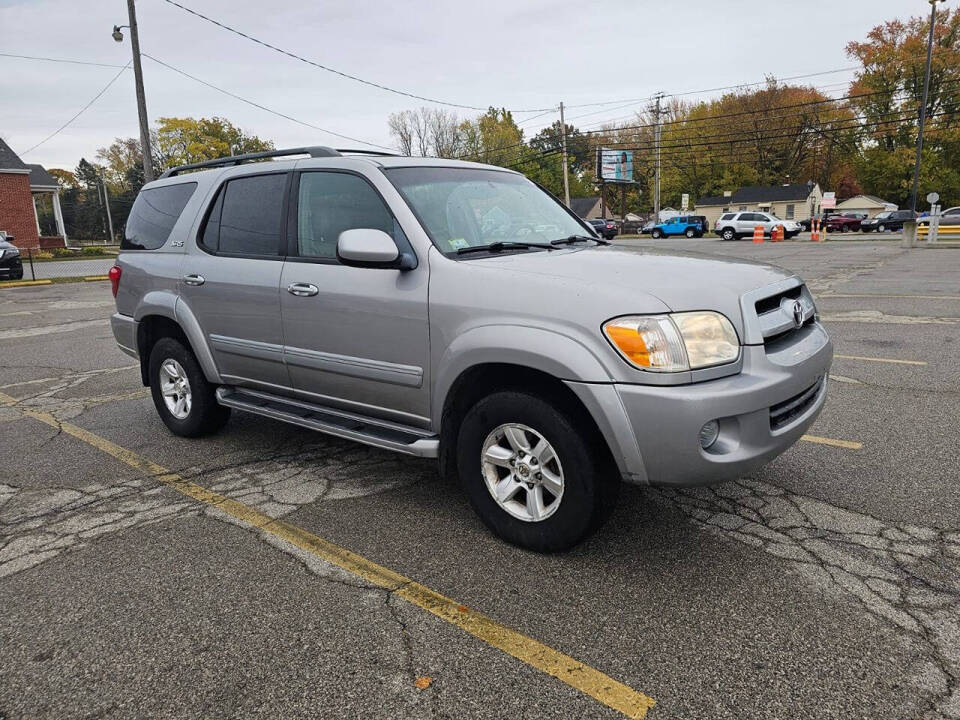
[287,282,319,297]
[183,274,205,286]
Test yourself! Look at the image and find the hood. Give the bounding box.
[467,244,795,336]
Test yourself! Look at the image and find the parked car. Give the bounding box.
[109,146,832,552]
[0,237,23,280]
[650,215,706,239]
[918,207,960,225]
[584,217,619,240]
[714,211,802,240]
[824,214,863,232]
[860,210,916,232]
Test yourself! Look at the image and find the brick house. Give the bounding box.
[0,138,67,249]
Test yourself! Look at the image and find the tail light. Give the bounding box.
[108,265,122,298]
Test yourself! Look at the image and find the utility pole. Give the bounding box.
[653,93,663,221]
[910,0,940,214]
[102,179,115,245]
[115,0,154,183]
[559,102,570,208]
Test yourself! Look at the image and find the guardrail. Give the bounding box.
[917,224,960,241]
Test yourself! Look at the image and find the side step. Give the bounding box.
[216,387,439,458]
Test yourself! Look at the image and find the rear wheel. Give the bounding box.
[684,228,696,238]
[149,337,230,437]
[456,391,618,552]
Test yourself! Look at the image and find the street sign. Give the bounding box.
[927,191,940,205]
[821,191,836,210]
[681,193,689,211]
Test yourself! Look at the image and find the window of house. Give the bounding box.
[200,173,287,256]
[738,206,747,211]
[123,182,197,250]
[296,172,396,259]
[785,204,795,219]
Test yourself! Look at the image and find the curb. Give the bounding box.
[0,279,52,289]
[83,275,110,282]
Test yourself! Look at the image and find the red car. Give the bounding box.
[824,214,863,232]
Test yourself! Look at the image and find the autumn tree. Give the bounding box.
[387,107,463,157]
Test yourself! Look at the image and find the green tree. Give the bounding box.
[154,116,274,168]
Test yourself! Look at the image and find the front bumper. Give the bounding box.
[567,323,832,487]
[0,257,23,277]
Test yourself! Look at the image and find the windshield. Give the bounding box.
[876,212,892,219]
[384,167,592,255]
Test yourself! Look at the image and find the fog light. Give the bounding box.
[699,420,720,449]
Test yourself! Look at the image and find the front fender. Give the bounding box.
[431,324,613,427]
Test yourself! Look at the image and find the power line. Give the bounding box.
[19,63,131,156]
[143,54,393,150]
[161,0,553,113]
[0,52,126,68]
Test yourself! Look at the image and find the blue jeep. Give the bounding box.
[650,215,706,239]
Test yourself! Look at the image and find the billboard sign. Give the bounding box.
[821,191,836,210]
[681,193,689,211]
[597,148,633,183]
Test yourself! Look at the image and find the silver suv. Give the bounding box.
[110,147,832,551]
[715,211,802,240]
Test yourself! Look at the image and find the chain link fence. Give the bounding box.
[1,247,118,285]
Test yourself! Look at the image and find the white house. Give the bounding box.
[835,195,897,218]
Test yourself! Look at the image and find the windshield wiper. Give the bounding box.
[456,241,555,256]
[551,234,610,246]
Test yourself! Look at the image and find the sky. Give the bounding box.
[0,0,945,172]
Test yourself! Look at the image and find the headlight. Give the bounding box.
[603,311,740,372]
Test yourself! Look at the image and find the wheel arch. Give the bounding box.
[134,299,220,387]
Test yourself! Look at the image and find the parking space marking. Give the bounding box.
[801,434,862,450]
[0,390,656,720]
[834,354,927,366]
[0,318,108,340]
[820,293,960,301]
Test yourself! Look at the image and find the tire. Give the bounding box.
[651,229,662,239]
[148,337,230,438]
[684,228,696,238]
[456,391,618,552]
[840,225,848,233]
[721,227,736,241]
[11,268,23,280]
[878,224,886,233]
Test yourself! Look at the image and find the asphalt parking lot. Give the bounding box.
[1,239,958,719]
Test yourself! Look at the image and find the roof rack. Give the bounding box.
[159,146,402,178]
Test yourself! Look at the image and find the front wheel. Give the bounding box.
[651,229,663,239]
[149,337,230,437]
[721,228,736,241]
[456,391,618,552]
[878,224,886,233]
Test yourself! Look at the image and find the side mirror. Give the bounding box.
[336,228,415,270]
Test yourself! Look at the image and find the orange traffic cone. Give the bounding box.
[820,220,828,242]
[811,218,819,242]
[753,225,765,244]
[772,225,783,242]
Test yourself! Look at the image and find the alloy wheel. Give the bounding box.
[159,358,192,419]
[480,423,564,522]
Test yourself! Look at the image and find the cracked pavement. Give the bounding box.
[1,240,959,719]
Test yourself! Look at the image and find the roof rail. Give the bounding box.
[334,148,402,157]
[158,146,341,178]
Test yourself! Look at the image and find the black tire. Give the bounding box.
[878,223,886,233]
[456,391,618,552]
[684,228,696,238]
[651,229,663,239]
[11,268,23,280]
[149,337,230,438]
[721,227,736,241]
[840,225,848,233]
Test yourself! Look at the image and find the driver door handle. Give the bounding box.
[287,282,319,297]
[182,273,205,286]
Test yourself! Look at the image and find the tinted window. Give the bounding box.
[720,213,735,221]
[123,182,196,250]
[297,172,396,259]
[203,174,286,256]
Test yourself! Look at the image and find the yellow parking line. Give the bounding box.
[0,279,52,289]
[834,353,927,366]
[820,293,960,301]
[0,389,655,719]
[801,434,862,450]
[83,275,110,282]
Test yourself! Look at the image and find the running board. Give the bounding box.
[215,387,439,458]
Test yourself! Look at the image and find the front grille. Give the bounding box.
[769,376,824,430]
[753,283,816,349]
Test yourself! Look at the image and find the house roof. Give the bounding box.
[696,195,728,207]
[838,194,893,206]
[0,137,29,171]
[27,164,58,189]
[570,197,600,217]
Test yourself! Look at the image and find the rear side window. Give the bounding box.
[122,182,196,250]
[200,173,287,256]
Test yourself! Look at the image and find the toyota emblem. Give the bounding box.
[791,300,804,328]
